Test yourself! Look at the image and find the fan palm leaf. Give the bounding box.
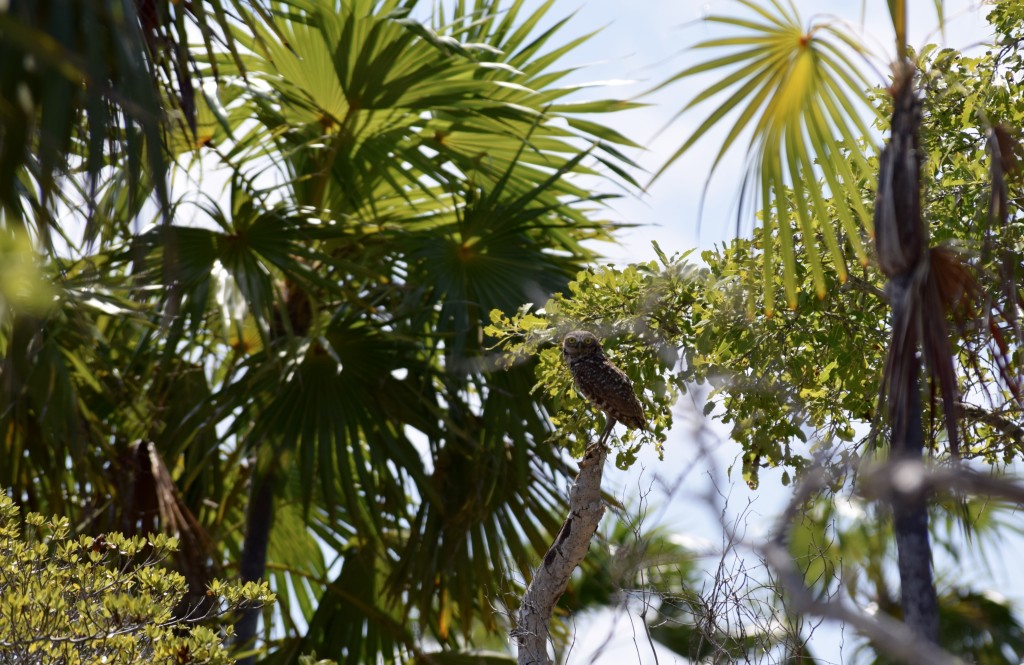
[164,0,640,658]
[654,0,878,313]
[4,0,645,662]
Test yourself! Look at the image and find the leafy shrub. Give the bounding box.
[0,495,273,664]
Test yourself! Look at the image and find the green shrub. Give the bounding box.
[0,495,273,664]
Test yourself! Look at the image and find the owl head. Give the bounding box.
[562,330,603,359]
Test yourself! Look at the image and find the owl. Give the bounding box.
[562,330,647,446]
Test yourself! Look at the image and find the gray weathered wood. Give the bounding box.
[513,443,608,665]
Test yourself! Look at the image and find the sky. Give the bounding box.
[508,1,1007,663]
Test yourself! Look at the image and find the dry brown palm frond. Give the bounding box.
[122,440,218,616]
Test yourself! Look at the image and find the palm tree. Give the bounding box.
[1,0,645,661]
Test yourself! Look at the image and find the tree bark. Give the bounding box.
[887,307,940,642]
[235,464,275,665]
[513,444,608,665]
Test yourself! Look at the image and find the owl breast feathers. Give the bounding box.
[561,330,646,431]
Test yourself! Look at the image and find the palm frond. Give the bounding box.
[655,0,879,311]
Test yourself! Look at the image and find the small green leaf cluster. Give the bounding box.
[0,496,273,665]
[700,230,889,484]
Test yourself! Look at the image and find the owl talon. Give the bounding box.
[583,441,606,462]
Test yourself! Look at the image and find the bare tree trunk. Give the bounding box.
[235,464,275,665]
[874,63,940,643]
[888,284,939,642]
[513,444,608,665]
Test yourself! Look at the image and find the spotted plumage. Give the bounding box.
[562,330,646,445]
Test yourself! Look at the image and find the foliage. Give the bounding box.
[0,0,267,230]
[488,181,1019,479]
[6,0,1024,661]
[492,0,1024,477]
[487,237,886,487]
[488,261,684,466]
[0,495,273,665]
[646,0,1023,646]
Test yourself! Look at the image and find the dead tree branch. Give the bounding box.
[858,459,1024,505]
[513,444,609,665]
[765,466,963,665]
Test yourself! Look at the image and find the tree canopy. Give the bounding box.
[2,0,644,661]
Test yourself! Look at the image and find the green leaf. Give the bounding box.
[657,1,879,309]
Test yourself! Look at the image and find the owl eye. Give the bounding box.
[584,337,593,345]
[567,336,577,344]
